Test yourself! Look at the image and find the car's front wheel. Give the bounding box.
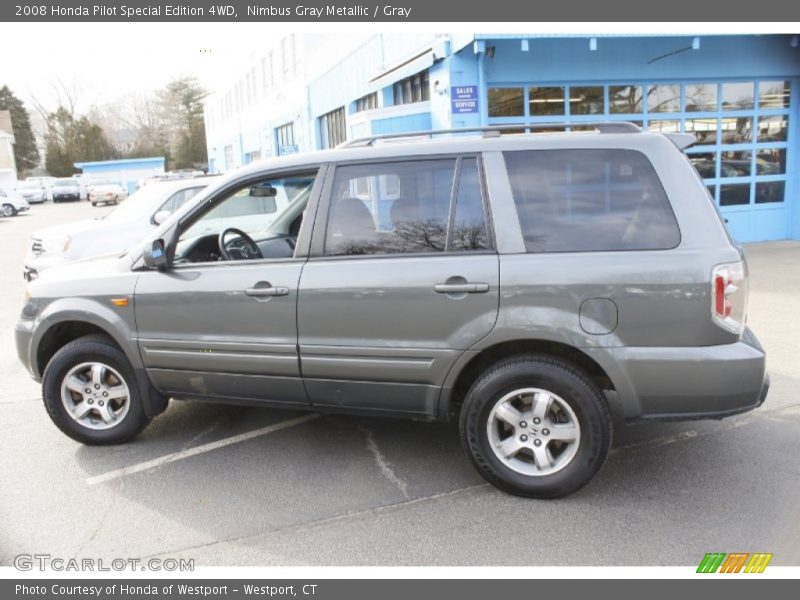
[2,204,16,217]
[42,335,151,445]
[460,355,612,498]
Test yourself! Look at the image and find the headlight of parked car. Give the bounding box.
[42,236,72,254]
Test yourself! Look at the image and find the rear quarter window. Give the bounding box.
[504,149,680,252]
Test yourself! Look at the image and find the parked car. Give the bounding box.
[23,177,218,281]
[16,180,47,204]
[0,187,30,216]
[26,176,55,201]
[16,124,769,498]
[87,179,128,206]
[51,178,82,202]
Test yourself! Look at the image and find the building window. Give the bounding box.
[243,151,261,165]
[224,145,234,171]
[685,83,718,112]
[570,86,604,115]
[276,122,296,155]
[320,107,347,149]
[393,71,430,105]
[647,84,680,113]
[281,35,297,81]
[759,80,791,109]
[354,92,379,113]
[609,85,643,114]
[488,88,524,117]
[722,82,755,110]
[529,86,566,116]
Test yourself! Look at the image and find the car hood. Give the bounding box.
[29,251,136,292]
[32,219,105,240]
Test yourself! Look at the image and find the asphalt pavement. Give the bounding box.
[1,201,798,566]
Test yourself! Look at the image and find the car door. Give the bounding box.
[134,168,323,406]
[298,156,499,416]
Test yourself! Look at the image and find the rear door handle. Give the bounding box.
[434,282,490,294]
[245,286,289,297]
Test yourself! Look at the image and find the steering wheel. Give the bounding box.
[218,228,263,261]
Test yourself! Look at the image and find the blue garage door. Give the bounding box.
[487,79,795,242]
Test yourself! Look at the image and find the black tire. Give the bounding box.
[460,354,612,498]
[2,204,16,217]
[42,334,150,445]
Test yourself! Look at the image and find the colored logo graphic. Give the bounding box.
[697,552,773,573]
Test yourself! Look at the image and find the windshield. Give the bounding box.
[90,178,112,186]
[54,179,77,187]
[100,183,194,224]
[18,182,40,189]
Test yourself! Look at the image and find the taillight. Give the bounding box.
[711,261,748,336]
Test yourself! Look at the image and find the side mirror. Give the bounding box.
[153,210,171,225]
[143,239,169,271]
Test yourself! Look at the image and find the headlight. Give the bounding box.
[42,236,72,254]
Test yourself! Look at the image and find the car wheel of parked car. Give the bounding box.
[460,355,612,498]
[2,204,16,217]
[42,334,151,445]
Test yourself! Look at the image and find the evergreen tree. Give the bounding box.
[0,85,40,176]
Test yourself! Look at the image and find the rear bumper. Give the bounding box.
[591,327,768,421]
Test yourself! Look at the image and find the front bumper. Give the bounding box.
[15,318,36,380]
[592,327,768,421]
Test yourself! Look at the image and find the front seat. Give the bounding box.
[327,197,378,254]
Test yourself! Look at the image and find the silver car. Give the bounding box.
[15,124,769,498]
[16,180,47,204]
[24,177,217,281]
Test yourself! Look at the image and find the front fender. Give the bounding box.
[30,297,142,379]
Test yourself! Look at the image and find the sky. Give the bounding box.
[0,23,386,117]
[0,23,265,112]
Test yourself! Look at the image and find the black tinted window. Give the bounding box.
[504,149,680,252]
[325,160,455,256]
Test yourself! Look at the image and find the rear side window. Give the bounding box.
[324,158,492,256]
[504,149,680,252]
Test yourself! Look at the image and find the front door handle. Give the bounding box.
[245,286,289,297]
[434,282,490,294]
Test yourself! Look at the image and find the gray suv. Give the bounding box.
[16,124,769,498]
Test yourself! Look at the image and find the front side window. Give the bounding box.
[177,173,316,260]
[504,149,680,253]
[324,158,491,256]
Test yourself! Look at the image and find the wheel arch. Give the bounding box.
[441,339,621,421]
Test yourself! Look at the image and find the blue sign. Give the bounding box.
[278,144,299,156]
[451,86,479,114]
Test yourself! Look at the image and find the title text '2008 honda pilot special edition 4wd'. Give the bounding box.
[16,124,769,498]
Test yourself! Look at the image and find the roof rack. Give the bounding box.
[340,121,641,148]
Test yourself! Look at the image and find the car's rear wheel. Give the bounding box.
[42,335,150,445]
[2,204,16,217]
[460,355,612,498]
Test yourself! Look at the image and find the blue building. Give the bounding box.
[204,34,800,243]
[73,157,166,194]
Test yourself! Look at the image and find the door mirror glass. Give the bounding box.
[143,239,169,271]
[153,210,172,225]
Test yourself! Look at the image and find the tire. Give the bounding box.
[42,334,151,445]
[460,354,612,499]
[2,204,16,217]
[91,202,98,207]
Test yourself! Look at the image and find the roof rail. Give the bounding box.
[339,121,642,148]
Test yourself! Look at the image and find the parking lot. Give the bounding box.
[1,200,799,567]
